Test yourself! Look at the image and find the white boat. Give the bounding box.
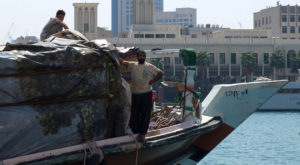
[259,82,300,111]
[259,70,300,111]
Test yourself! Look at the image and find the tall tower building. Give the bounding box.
[112,0,163,37]
[73,3,99,39]
[132,0,155,24]
[156,0,163,13]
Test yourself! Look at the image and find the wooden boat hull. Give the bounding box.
[2,117,221,165]
[1,80,287,165]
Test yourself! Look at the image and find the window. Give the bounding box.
[145,34,154,38]
[253,53,258,65]
[299,27,300,33]
[231,53,236,64]
[290,15,295,22]
[234,36,241,39]
[290,26,295,33]
[282,26,287,33]
[255,20,257,28]
[209,53,214,64]
[175,57,181,64]
[219,53,225,64]
[290,6,295,13]
[264,53,269,64]
[266,17,268,24]
[298,15,300,22]
[166,34,175,38]
[156,34,165,38]
[258,20,261,27]
[191,34,197,38]
[84,23,89,33]
[281,6,287,13]
[134,34,144,38]
[164,57,170,68]
[262,18,264,25]
[269,16,271,23]
[298,7,300,14]
[282,15,287,22]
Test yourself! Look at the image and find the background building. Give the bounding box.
[155,0,163,13]
[108,2,300,82]
[156,8,197,28]
[73,2,112,40]
[107,36,300,81]
[132,0,156,24]
[112,0,163,37]
[73,3,99,39]
[254,4,300,40]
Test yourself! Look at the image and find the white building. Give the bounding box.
[73,3,112,40]
[107,35,300,81]
[107,2,300,82]
[254,4,300,40]
[15,36,38,44]
[132,0,156,24]
[73,3,99,39]
[156,8,197,28]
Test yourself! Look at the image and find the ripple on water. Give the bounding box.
[198,112,300,165]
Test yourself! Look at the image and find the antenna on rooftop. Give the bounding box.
[239,22,243,29]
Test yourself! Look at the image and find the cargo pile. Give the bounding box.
[0,30,128,159]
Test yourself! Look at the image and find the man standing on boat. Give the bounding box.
[120,50,163,141]
[40,10,69,41]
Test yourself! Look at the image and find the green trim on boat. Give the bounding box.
[185,107,193,111]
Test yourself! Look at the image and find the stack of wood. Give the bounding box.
[150,105,180,129]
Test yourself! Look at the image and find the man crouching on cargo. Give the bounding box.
[120,50,163,142]
[40,10,69,41]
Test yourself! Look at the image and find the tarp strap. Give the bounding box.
[0,94,110,107]
[83,141,104,164]
[0,64,105,78]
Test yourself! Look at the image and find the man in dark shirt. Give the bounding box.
[40,10,69,41]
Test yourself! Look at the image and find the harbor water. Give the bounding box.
[198,112,300,165]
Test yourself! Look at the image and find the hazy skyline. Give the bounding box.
[0,0,299,43]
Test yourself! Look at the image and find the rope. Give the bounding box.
[0,64,105,78]
[86,141,104,162]
[82,141,104,165]
[129,134,139,165]
[83,145,87,165]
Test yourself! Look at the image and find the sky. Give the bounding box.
[0,0,299,43]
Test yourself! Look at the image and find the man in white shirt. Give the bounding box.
[120,50,163,141]
[40,10,69,41]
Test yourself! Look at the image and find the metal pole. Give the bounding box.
[182,67,187,120]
